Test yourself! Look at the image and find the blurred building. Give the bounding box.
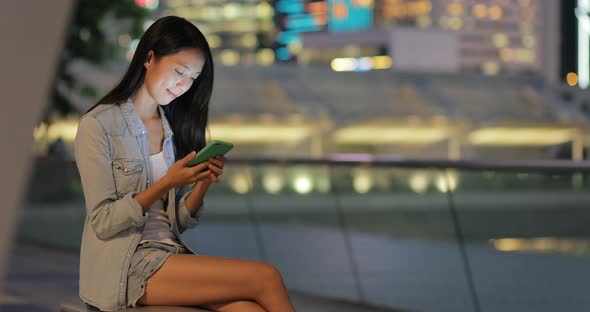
[152,1,560,81]
[159,0,277,66]
[156,0,559,78]
[34,0,589,162]
[300,0,559,82]
[377,0,543,72]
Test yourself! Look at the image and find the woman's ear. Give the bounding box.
[144,51,154,68]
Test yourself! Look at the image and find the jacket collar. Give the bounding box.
[120,97,173,140]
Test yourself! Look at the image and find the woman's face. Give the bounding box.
[143,48,205,105]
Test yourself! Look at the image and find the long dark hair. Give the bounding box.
[86,16,214,160]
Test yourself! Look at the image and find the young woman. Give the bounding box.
[74,16,295,312]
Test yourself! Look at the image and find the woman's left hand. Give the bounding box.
[205,155,226,183]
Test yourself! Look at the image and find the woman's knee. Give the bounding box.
[259,263,286,290]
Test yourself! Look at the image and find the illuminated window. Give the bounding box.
[353,0,373,6]
[482,61,500,75]
[288,40,303,54]
[331,57,356,72]
[500,48,513,62]
[256,2,274,18]
[241,33,257,48]
[492,33,509,48]
[256,49,275,66]
[308,1,328,14]
[473,4,487,19]
[333,2,349,19]
[448,17,463,30]
[488,5,502,20]
[223,3,240,19]
[447,3,464,16]
[372,56,392,69]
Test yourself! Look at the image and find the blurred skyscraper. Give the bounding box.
[159,0,277,66]
[300,0,558,81]
[156,0,558,81]
[378,0,542,73]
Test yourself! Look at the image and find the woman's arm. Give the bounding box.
[176,156,225,231]
[74,116,151,240]
[76,116,211,239]
[136,151,212,211]
[175,179,210,232]
[132,177,173,211]
[185,180,211,214]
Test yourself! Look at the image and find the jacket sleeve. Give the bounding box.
[176,182,202,233]
[74,116,148,240]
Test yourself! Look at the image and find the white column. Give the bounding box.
[577,0,590,88]
[0,0,74,292]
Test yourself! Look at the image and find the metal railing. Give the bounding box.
[19,157,590,312]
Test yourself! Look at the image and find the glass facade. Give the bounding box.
[160,0,277,66]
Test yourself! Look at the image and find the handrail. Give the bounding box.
[27,155,590,311]
[224,156,590,172]
[53,155,590,172]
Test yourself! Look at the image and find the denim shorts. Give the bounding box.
[126,241,189,308]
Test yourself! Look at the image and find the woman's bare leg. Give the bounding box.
[205,300,266,312]
[137,254,295,312]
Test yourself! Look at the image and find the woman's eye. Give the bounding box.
[175,69,183,75]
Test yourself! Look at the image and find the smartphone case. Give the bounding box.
[187,140,233,167]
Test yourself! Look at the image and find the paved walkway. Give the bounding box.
[2,243,397,312]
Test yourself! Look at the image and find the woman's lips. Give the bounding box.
[167,89,177,98]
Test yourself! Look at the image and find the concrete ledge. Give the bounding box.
[60,298,210,312]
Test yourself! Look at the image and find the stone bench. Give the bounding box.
[59,298,210,312]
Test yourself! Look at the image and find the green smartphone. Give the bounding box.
[187,140,233,167]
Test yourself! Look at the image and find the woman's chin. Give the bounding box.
[158,97,174,105]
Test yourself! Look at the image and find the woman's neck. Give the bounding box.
[131,85,160,119]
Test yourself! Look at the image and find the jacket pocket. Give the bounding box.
[112,158,144,197]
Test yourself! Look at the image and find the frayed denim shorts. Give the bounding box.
[126,241,189,307]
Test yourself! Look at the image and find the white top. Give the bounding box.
[139,150,180,246]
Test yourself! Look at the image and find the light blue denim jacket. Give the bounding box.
[74,98,201,311]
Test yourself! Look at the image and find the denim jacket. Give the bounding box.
[74,98,201,311]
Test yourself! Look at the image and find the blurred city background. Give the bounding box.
[6,0,590,311]
[37,0,590,162]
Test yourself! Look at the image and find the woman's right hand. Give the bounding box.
[163,151,211,188]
